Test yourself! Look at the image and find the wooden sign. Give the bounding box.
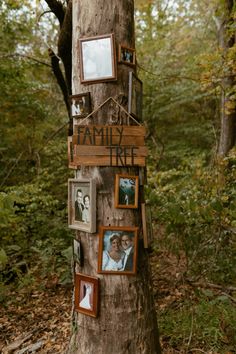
[69,125,147,167]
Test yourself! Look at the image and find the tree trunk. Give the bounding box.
[67,1,161,353]
[217,0,236,156]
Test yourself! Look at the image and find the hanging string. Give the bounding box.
[75,97,142,126]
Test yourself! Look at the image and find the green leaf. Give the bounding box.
[0,249,8,271]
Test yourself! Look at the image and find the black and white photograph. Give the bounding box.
[68,178,96,233]
[70,92,91,118]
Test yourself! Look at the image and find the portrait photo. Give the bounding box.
[74,273,99,317]
[97,226,138,275]
[70,92,91,118]
[79,33,117,83]
[118,44,135,66]
[128,71,143,120]
[68,178,96,233]
[115,174,139,209]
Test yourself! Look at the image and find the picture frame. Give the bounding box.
[70,92,91,118]
[118,44,135,66]
[114,174,139,209]
[128,71,143,120]
[74,273,99,317]
[79,33,117,84]
[68,178,96,233]
[97,226,138,275]
[73,239,84,267]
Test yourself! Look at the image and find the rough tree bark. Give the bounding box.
[66,1,161,354]
[216,0,236,156]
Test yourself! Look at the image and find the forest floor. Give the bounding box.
[0,251,234,354]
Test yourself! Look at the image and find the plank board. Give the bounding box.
[69,125,147,167]
[71,155,146,167]
[74,145,148,156]
[74,125,146,136]
[72,125,146,146]
[72,134,145,146]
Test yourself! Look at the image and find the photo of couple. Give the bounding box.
[75,188,90,223]
[98,227,138,274]
[70,93,91,118]
[68,178,96,233]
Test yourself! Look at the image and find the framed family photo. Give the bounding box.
[68,178,96,233]
[70,92,91,118]
[79,33,117,84]
[118,44,135,66]
[128,71,143,120]
[74,273,99,317]
[97,226,138,275]
[115,174,139,209]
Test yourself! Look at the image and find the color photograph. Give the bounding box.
[97,226,138,275]
[74,273,99,317]
[115,174,139,209]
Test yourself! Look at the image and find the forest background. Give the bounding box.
[0,0,235,353]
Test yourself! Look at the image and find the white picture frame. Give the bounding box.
[68,178,96,233]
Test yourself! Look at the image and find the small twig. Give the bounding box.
[0,152,24,189]
[0,53,51,67]
[36,121,68,154]
[186,310,194,350]
[221,292,236,304]
[16,340,44,354]
[137,62,200,83]
[2,332,33,354]
[189,281,236,292]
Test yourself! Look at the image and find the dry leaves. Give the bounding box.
[0,286,72,354]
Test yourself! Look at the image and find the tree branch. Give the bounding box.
[43,0,65,27]
[48,48,70,118]
[58,0,72,94]
[1,53,51,67]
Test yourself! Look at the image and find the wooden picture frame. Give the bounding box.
[97,226,138,275]
[115,174,139,209]
[118,44,135,66]
[68,178,96,233]
[128,71,143,120]
[79,33,117,84]
[73,239,84,267]
[70,92,91,118]
[74,273,99,317]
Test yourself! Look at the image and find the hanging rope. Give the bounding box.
[76,97,142,126]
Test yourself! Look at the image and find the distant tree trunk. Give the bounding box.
[216,0,236,156]
[66,1,161,354]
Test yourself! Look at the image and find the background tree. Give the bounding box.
[215,0,236,156]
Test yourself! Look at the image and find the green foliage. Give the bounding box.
[160,292,236,352]
[135,2,236,351]
[0,1,72,297]
[147,146,236,283]
[0,163,73,291]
